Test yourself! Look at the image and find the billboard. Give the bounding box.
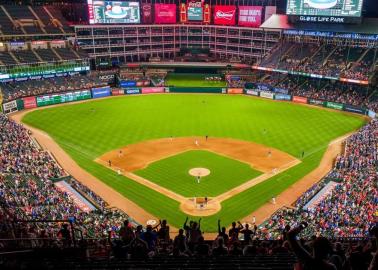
[2,100,18,114]
[245,90,259,96]
[187,1,203,21]
[119,80,137,88]
[124,88,141,95]
[344,104,366,115]
[227,88,243,94]
[141,87,165,94]
[36,90,92,107]
[22,96,37,109]
[309,99,325,106]
[275,94,291,101]
[260,92,274,99]
[238,6,263,27]
[92,86,111,99]
[112,89,124,96]
[214,5,236,25]
[155,4,177,24]
[141,3,153,24]
[293,96,308,104]
[326,101,344,110]
[88,1,140,24]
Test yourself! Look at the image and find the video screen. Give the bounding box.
[286,0,363,17]
[88,1,140,24]
[188,7,203,21]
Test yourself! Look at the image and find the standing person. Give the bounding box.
[118,150,123,157]
[195,139,199,146]
[229,221,243,241]
[252,216,256,224]
[119,219,135,245]
[197,175,201,184]
[157,220,170,243]
[302,151,305,158]
[173,229,188,256]
[108,160,112,167]
[205,135,208,141]
[217,220,229,244]
[240,223,254,244]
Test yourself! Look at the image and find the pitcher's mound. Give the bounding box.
[189,168,210,177]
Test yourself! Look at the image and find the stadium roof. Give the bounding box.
[261,15,378,35]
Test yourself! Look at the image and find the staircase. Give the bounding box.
[0,5,26,35]
[31,49,43,62]
[51,47,63,61]
[28,6,47,34]
[8,51,20,64]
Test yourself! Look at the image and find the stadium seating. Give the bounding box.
[0,51,18,65]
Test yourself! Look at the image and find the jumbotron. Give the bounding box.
[0,0,377,269]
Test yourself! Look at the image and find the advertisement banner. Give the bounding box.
[141,87,165,94]
[187,1,203,21]
[214,5,236,25]
[275,94,291,101]
[273,87,289,94]
[88,1,140,24]
[264,6,277,21]
[124,88,141,95]
[293,96,308,104]
[260,92,274,99]
[112,89,124,96]
[36,90,91,107]
[245,90,259,96]
[256,83,272,92]
[368,110,376,118]
[92,86,111,99]
[343,105,365,114]
[22,96,37,109]
[155,4,177,24]
[238,6,263,27]
[326,102,344,111]
[2,100,18,114]
[227,88,243,94]
[141,3,153,24]
[203,4,211,23]
[309,99,325,106]
[120,80,137,88]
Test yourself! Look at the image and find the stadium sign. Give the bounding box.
[309,99,325,106]
[22,96,37,109]
[227,88,243,94]
[260,92,274,99]
[274,94,291,101]
[245,90,259,96]
[214,6,236,25]
[292,96,308,104]
[141,87,165,94]
[238,6,263,27]
[326,102,344,111]
[92,86,111,99]
[343,105,366,115]
[125,88,141,95]
[2,100,18,114]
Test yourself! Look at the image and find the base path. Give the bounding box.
[97,137,300,216]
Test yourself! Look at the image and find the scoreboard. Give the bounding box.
[287,0,364,23]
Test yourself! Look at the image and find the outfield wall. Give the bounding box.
[3,86,375,118]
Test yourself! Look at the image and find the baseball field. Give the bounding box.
[21,94,366,232]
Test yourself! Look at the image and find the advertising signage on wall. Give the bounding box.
[238,6,263,27]
[88,1,140,24]
[187,1,203,21]
[36,90,92,107]
[141,3,153,24]
[155,4,177,24]
[214,5,236,25]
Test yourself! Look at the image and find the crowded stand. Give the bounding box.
[0,114,133,241]
[258,119,378,240]
[0,74,106,102]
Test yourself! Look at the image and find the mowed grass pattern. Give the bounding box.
[22,94,366,231]
[135,150,262,197]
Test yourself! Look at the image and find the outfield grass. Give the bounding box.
[166,73,227,87]
[135,150,262,197]
[22,94,366,231]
